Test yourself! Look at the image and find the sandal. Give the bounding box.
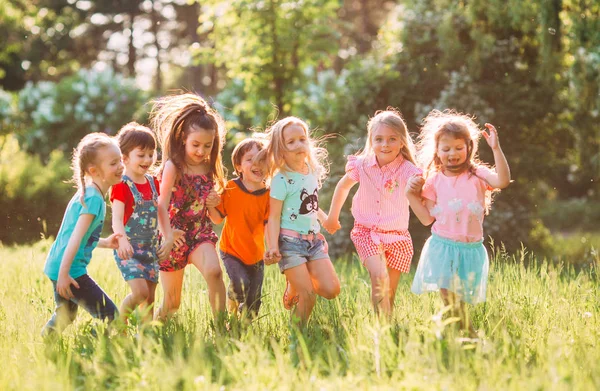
[283,280,299,310]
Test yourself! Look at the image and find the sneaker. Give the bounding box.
[283,280,299,310]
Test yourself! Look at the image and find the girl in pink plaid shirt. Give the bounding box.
[323,109,421,317]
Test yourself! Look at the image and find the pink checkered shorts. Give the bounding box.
[350,224,414,273]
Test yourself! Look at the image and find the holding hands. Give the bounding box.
[322,217,341,235]
[117,235,134,259]
[405,174,425,196]
[205,189,221,208]
[264,248,282,265]
[157,229,185,260]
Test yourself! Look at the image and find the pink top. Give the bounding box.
[422,166,495,243]
[346,154,421,243]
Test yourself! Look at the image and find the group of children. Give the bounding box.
[42,92,510,337]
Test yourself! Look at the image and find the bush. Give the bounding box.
[0,135,72,244]
[14,68,147,160]
[0,89,14,134]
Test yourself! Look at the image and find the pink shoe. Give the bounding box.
[283,280,299,310]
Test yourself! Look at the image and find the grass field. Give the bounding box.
[1,239,599,390]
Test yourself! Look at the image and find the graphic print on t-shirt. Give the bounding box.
[299,188,318,215]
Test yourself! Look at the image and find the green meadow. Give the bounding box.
[1,239,598,390]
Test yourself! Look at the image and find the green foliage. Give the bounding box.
[14,68,147,160]
[0,89,14,134]
[0,243,599,388]
[0,0,102,91]
[202,0,340,124]
[0,135,72,244]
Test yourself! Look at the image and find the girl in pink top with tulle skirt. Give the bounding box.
[406,109,511,337]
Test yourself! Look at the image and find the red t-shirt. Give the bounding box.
[110,177,161,224]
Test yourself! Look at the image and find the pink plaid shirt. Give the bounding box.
[346,154,421,243]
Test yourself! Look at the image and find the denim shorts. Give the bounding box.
[278,233,329,273]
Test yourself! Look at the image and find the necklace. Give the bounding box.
[91,181,104,196]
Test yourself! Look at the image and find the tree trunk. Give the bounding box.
[150,0,162,92]
[128,9,136,77]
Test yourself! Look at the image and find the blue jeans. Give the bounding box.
[220,251,264,316]
[42,274,118,336]
[278,233,329,273]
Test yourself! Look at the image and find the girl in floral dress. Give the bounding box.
[151,93,227,321]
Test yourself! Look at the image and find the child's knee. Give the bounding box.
[132,287,150,303]
[205,265,223,282]
[320,280,341,300]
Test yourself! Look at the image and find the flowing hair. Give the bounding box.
[150,93,227,192]
[416,109,495,212]
[71,132,118,207]
[256,117,329,187]
[359,108,417,165]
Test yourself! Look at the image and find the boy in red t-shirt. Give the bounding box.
[110,123,175,324]
[207,138,270,318]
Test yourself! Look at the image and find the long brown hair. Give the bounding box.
[150,93,227,192]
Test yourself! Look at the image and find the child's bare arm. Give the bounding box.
[482,123,511,189]
[323,174,357,234]
[405,175,435,226]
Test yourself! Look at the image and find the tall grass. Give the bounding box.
[0,240,599,390]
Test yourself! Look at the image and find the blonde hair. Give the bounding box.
[360,108,417,165]
[71,132,118,207]
[417,109,495,211]
[150,93,227,192]
[257,117,328,186]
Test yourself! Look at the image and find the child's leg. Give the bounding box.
[189,243,226,315]
[140,280,158,322]
[70,275,118,323]
[221,252,250,315]
[363,255,391,315]
[387,268,402,309]
[440,289,475,336]
[284,264,317,326]
[246,262,265,316]
[306,258,340,300]
[119,278,150,322]
[157,269,185,320]
[42,281,79,336]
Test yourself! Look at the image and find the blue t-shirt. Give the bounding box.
[44,186,106,280]
[270,169,320,235]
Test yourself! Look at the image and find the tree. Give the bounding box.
[200,0,340,128]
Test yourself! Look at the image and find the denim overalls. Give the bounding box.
[114,174,160,283]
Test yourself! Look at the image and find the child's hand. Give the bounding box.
[172,229,185,249]
[322,217,341,235]
[117,236,134,259]
[105,232,123,250]
[405,174,425,195]
[264,248,282,265]
[205,189,221,208]
[57,273,80,300]
[482,123,501,150]
[157,237,174,261]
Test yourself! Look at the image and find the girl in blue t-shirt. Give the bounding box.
[42,133,124,336]
[259,117,340,326]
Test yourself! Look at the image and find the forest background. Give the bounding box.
[0,0,599,264]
